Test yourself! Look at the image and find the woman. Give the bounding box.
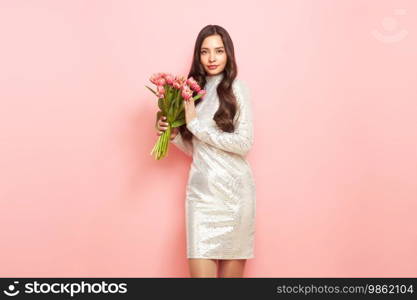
[156,24,256,278]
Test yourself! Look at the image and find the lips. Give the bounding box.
[208,65,218,69]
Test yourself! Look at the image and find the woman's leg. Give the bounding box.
[188,258,219,277]
[218,259,246,278]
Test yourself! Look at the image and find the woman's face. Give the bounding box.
[200,34,227,76]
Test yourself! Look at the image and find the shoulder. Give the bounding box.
[232,78,251,103]
[232,78,249,91]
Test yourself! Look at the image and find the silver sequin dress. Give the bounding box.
[171,72,256,259]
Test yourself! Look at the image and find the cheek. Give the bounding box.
[221,54,227,65]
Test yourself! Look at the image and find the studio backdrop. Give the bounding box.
[0,0,416,277]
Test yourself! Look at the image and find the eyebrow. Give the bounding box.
[201,47,225,50]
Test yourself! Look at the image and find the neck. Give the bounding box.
[206,72,224,82]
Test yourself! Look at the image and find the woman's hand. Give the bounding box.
[156,113,179,141]
[184,99,197,124]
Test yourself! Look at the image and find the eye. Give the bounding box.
[200,50,206,54]
[217,50,224,53]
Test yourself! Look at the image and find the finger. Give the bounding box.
[157,123,167,131]
[158,121,169,128]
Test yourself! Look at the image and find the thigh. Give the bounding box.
[188,258,219,278]
[218,259,246,278]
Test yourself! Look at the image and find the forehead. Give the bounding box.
[201,35,224,49]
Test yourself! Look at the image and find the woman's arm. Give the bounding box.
[186,80,253,156]
[170,132,193,157]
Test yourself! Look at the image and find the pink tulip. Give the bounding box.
[176,75,186,85]
[182,92,191,101]
[173,80,181,89]
[181,85,193,100]
[186,77,196,86]
[149,73,161,85]
[192,83,201,92]
[186,77,202,92]
[157,78,166,86]
[156,85,165,98]
[164,74,174,85]
[198,89,206,97]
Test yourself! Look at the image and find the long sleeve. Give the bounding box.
[186,80,254,157]
[170,132,193,157]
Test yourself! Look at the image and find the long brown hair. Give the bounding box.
[180,24,239,143]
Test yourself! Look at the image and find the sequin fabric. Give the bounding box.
[171,72,256,259]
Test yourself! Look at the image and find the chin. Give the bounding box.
[207,69,223,75]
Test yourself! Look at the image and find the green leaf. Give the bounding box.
[145,85,157,96]
[192,93,203,101]
[163,97,169,114]
[158,98,164,111]
[168,99,175,121]
[171,119,185,128]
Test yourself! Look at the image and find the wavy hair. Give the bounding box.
[180,24,239,143]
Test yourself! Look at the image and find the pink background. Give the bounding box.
[1,0,416,277]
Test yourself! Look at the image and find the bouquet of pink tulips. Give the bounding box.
[146,72,206,160]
